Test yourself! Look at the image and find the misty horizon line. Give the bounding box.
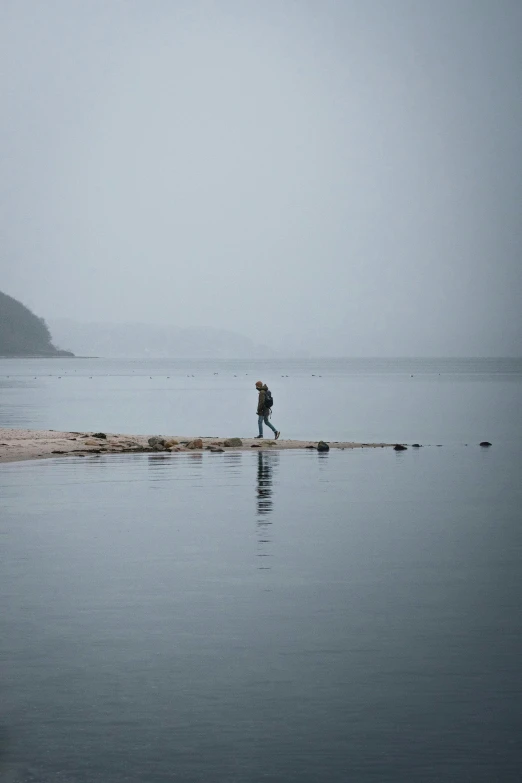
[48,319,522,360]
[8,353,521,360]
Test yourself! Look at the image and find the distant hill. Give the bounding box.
[48,319,276,359]
[0,291,74,357]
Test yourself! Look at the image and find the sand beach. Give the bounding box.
[0,428,395,464]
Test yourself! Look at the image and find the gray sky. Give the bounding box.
[1,0,521,355]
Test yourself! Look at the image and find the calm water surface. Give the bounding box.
[1,357,522,444]
[1,446,521,782]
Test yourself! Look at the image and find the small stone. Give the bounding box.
[224,438,243,447]
[480,441,492,447]
[306,445,316,449]
[317,441,330,452]
[412,444,421,448]
[92,432,107,439]
[148,436,166,448]
[251,444,261,448]
[394,444,407,451]
[210,448,225,453]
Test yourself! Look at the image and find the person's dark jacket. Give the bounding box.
[257,384,270,415]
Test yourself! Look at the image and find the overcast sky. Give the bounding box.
[1,0,521,355]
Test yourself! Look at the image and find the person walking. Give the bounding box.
[255,381,280,440]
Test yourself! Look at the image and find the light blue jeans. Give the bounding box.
[258,414,277,437]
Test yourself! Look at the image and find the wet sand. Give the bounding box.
[0,428,395,463]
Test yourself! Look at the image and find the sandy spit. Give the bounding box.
[0,428,395,464]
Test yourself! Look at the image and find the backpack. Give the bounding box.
[264,388,274,409]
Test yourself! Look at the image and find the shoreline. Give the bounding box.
[0,428,396,464]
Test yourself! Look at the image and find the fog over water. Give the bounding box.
[1,1,521,356]
[3,7,522,779]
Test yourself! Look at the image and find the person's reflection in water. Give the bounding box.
[256,451,279,570]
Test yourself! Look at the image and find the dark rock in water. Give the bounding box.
[317,441,330,452]
[412,444,421,448]
[92,432,107,439]
[51,450,65,454]
[251,444,261,448]
[210,448,225,453]
[148,436,166,448]
[306,445,316,449]
[224,437,243,447]
[480,441,492,447]
[394,444,407,451]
